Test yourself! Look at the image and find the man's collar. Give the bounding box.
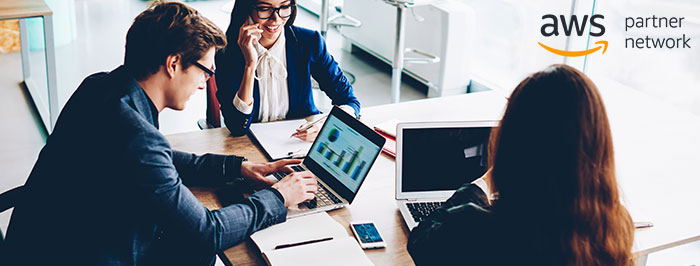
[119,66,160,129]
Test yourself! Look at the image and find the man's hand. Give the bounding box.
[272,171,318,207]
[240,159,301,187]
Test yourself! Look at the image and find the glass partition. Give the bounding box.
[583,0,700,116]
[461,0,578,94]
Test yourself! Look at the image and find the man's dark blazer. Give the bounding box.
[2,66,287,265]
[215,25,360,136]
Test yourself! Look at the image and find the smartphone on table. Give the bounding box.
[350,221,386,249]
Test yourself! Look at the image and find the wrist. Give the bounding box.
[225,156,246,182]
[236,158,250,180]
[244,64,256,73]
[236,90,254,107]
[270,185,289,207]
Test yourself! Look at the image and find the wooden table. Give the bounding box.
[167,87,700,265]
[166,91,507,265]
[0,0,57,131]
[169,128,415,266]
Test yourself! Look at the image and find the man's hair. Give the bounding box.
[124,1,226,80]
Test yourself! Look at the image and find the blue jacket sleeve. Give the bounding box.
[125,127,287,260]
[307,31,361,118]
[215,48,255,136]
[171,150,245,187]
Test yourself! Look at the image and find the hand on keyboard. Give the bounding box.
[272,171,318,207]
[241,159,303,186]
[301,182,342,209]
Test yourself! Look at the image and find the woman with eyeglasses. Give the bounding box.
[215,0,360,139]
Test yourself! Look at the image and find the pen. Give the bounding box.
[274,237,333,250]
[291,115,328,137]
[283,151,305,159]
[634,222,654,229]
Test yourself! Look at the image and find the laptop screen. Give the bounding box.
[401,125,494,193]
[304,107,384,201]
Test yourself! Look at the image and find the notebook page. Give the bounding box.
[262,237,373,266]
[250,212,348,253]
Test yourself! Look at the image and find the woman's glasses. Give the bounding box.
[253,4,295,20]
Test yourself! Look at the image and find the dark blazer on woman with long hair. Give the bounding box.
[407,64,634,266]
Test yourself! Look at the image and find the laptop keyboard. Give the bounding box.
[271,171,287,180]
[407,202,444,223]
[302,181,342,209]
[270,165,307,180]
[271,165,342,209]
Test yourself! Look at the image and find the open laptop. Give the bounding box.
[396,121,498,229]
[267,106,385,218]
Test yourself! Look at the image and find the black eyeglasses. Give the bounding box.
[253,4,296,20]
[193,61,215,80]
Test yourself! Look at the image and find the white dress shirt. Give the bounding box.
[232,29,357,123]
[233,30,289,122]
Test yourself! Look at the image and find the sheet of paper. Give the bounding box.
[262,237,374,266]
[250,212,348,253]
[249,119,313,160]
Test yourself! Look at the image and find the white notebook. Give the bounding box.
[249,119,312,160]
[250,212,373,266]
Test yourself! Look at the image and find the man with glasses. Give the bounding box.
[193,61,215,81]
[3,2,317,265]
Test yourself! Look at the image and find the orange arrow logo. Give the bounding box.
[538,40,608,57]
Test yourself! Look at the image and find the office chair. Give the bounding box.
[0,185,26,250]
[198,74,222,129]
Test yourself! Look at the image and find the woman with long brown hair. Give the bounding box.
[407,64,634,265]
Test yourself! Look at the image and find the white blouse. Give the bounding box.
[233,29,289,122]
[232,29,357,123]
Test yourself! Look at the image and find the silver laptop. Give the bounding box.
[267,106,385,218]
[396,121,498,229]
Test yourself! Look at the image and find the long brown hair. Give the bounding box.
[489,64,634,265]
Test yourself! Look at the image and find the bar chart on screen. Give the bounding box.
[308,115,381,192]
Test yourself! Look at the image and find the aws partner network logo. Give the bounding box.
[538,14,607,57]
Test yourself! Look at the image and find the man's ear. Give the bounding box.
[164,54,181,79]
